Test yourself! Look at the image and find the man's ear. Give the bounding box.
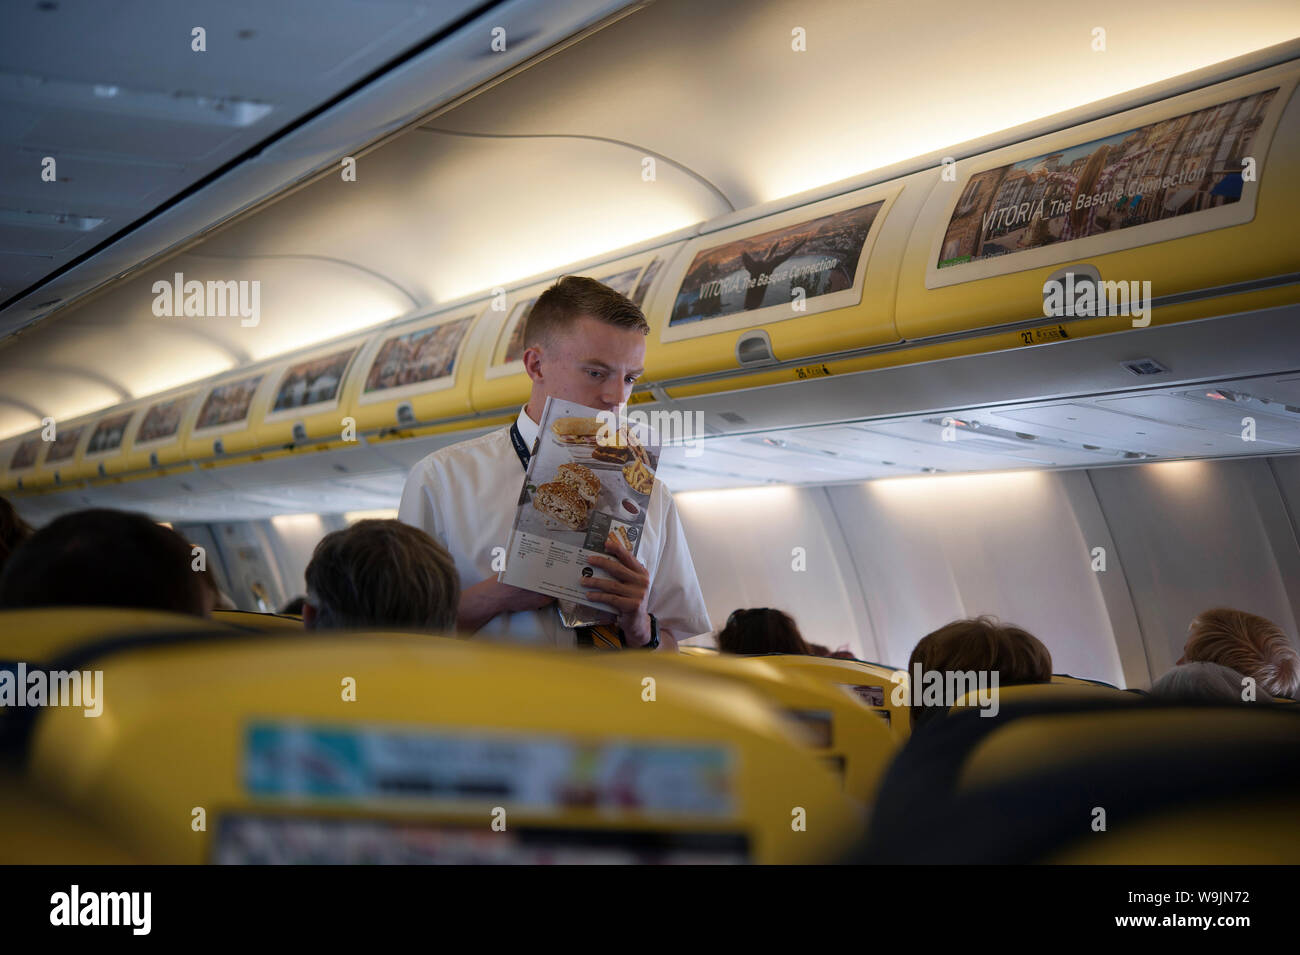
[302,602,317,630]
[521,343,544,382]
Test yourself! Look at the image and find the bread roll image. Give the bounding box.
[550,416,602,440]
[557,462,601,506]
[532,481,590,530]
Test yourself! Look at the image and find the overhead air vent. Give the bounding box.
[922,415,1154,461]
[717,411,747,425]
[1122,358,1168,376]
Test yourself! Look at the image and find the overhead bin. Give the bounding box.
[11,417,92,491]
[255,337,368,449]
[1,431,46,492]
[469,250,669,416]
[120,389,202,473]
[349,305,485,435]
[896,58,1300,343]
[182,369,278,462]
[43,416,95,486]
[82,408,138,479]
[651,175,925,395]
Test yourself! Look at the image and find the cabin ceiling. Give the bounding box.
[1,0,1298,445]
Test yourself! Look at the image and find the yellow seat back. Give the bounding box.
[211,609,304,632]
[600,651,898,805]
[0,607,234,664]
[739,654,909,741]
[24,632,862,864]
[860,697,1300,863]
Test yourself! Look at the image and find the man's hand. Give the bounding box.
[457,578,554,633]
[583,533,654,647]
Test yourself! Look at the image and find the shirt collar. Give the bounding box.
[515,405,540,451]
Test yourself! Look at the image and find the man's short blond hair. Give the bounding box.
[1184,607,1300,698]
[305,519,459,632]
[523,275,649,350]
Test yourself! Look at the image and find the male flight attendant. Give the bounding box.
[398,275,711,650]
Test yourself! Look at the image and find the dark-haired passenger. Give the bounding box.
[905,615,1052,731]
[0,507,206,616]
[0,495,33,576]
[303,519,459,632]
[717,607,810,655]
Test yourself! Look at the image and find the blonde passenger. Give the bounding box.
[1179,607,1300,699]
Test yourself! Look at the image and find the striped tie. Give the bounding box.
[576,623,624,650]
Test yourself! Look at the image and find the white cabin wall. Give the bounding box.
[827,471,1125,686]
[672,485,879,658]
[1087,457,1300,683]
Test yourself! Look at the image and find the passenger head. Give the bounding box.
[521,275,649,415]
[0,508,206,616]
[195,565,236,613]
[1150,661,1273,704]
[907,615,1053,730]
[303,519,459,631]
[1180,607,1300,699]
[0,495,33,575]
[717,608,810,655]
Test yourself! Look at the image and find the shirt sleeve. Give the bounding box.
[398,459,446,548]
[647,487,713,639]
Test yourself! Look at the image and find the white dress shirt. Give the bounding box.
[398,407,712,647]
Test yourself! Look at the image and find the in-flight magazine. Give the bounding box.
[500,396,660,622]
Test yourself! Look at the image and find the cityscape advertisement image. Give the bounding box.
[937,89,1278,270]
[670,200,883,328]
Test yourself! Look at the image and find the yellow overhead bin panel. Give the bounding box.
[470,251,665,416]
[28,635,862,864]
[1,431,46,493]
[44,417,94,486]
[255,338,368,449]
[653,177,923,392]
[897,59,1300,342]
[183,369,277,461]
[19,418,90,490]
[121,389,202,472]
[82,407,138,478]
[350,305,484,433]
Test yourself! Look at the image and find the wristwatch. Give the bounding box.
[633,612,659,650]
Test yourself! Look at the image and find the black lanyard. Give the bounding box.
[509,422,535,471]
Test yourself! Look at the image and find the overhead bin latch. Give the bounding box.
[396,402,416,426]
[213,438,224,456]
[1042,264,1102,319]
[736,330,778,367]
[292,422,307,443]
